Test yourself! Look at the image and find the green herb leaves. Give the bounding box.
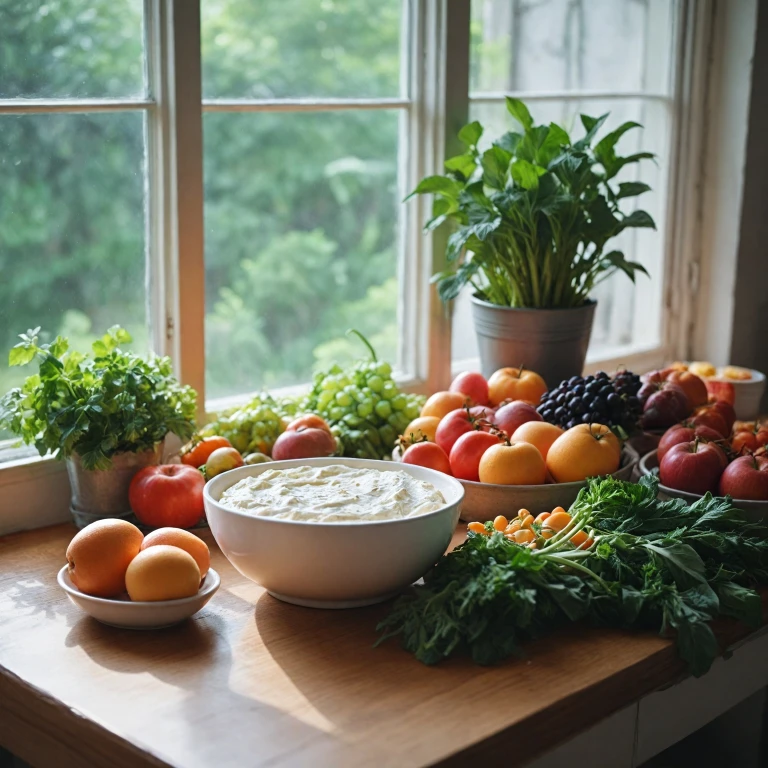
[408,99,656,309]
[0,326,197,470]
[378,477,768,678]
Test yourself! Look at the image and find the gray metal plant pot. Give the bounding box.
[470,296,597,389]
[66,445,162,529]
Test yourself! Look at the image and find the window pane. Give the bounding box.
[452,98,671,366]
[203,110,400,399]
[0,0,145,99]
[202,0,402,99]
[0,112,149,436]
[470,0,676,95]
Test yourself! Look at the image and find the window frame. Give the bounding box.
[0,0,712,534]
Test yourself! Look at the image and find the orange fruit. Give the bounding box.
[689,361,716,378]
[401,416,440,444]
[141,527,210,580]
[421,391,470,419]
[125,545,201,602]
[478,442,547,485]
[487,367,548,407]
[511,421,564,460]
[546,423,621,483]
[66,519,143,598]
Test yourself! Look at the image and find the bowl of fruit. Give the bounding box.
[59,520,219,629]
[638,413,768,522]
[396,368,639,522]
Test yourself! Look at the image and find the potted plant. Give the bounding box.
[0,326,197,527]
[409,97,656,386]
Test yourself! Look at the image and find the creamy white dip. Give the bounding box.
[219,464,445,522]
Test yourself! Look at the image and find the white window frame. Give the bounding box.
[0,0,720,534]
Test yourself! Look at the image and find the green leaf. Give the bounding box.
[594,120,641,165]
[480,146,511,189]
[717,583,762,627]
[92,340,109,358]
[458,120,483,148]
[645,542,707,589]
[444,153,477,179]
[575,113,609,149]
[424,198,455,232]
[510,159,544,190]
[405,175,462,201]
[493,131,522,155]
[9,345,38,367]
[49,335,69,359]
[506,98,533,130]
[622,209,656,229]
[616,181,651,199]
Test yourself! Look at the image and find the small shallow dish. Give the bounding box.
[57,566,220,629]
[703,368,765,420]
[639,450,768,523]
[203,457,464,609]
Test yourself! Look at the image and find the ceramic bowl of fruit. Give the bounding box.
[686,362,765,420]
[639,449,768,523]
[395,369,641,523]
[59,521,219,629]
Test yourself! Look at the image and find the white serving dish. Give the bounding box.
[203,457,464,609]
[705,368,765,420]
[57,565,220,629]
[638,449,768,523]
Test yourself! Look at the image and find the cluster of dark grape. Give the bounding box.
[537,370,642,431]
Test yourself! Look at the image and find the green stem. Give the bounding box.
[543,554,611,591]
[346,329,377,362]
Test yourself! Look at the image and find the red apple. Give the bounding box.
[659,440,726,494]
[271,426,337,461]
[449,371,489,406]
[494,400,542,436]
[285,414,332,435]
[718,455,768,500]
[709,400,737,433]
[657,424,724,461]
[640,383,691,429]
[449,430,502,482]
[666,371,709,409]
[435,408,476,455]
[689,406,729,438]
[129,464,206,529]
[205,446,245,478]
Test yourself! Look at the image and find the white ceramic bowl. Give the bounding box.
[706,368,766,420]
[203,457,464,609]
[58,566,220,629]
[638,450,768,523]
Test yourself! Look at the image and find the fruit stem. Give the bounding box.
[346,329,377,362]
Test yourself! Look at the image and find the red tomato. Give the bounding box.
[129,464,206,529]
[435,409,475,455]
[401,442,451,475]
[180,436,232,468]
[286,414,332,435]
[449,371,489,406]
[449,430,501,481]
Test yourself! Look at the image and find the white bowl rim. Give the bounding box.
[203,456,465,528]
[57,565,220,607]
[702,367,765,384]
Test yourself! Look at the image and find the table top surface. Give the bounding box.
[0,523,760,768]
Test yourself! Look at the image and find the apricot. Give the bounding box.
[478,442,547,485]
[66,519,143,598]
[125,546,200,602]
[141,528,210,580]
[420,391,470,420]
[546,423,621,483]
[511,421,564,460]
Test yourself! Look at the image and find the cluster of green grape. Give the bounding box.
[301,358,424,460]
[201,393,297,455]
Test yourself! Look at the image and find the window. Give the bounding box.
[200,0,405,401]
[0,1,150,453]
[0,0,691,487]
[452,0,680,373]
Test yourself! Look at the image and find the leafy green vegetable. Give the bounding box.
[377,476,768,677]
[411,98,655,308]
[0,327,197,470]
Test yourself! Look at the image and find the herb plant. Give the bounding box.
[409,98,655,308]
[0,326,197,470]
[377,476,768,677]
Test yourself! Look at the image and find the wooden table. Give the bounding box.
[1,524,767,768]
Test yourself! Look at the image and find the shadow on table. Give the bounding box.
[64,601,330,767]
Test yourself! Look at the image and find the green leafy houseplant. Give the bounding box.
[409,98,656,308]
[0,326,197,470]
